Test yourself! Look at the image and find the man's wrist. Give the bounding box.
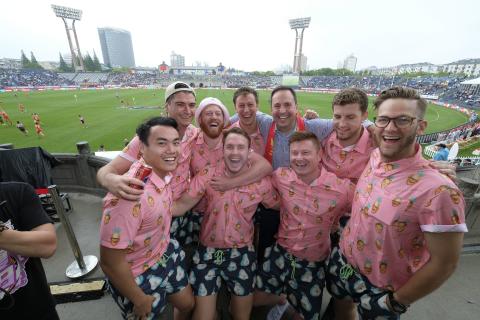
[388,291,410,314]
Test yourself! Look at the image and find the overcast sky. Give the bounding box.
[1,0,479,71]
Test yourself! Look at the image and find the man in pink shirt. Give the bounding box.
[172,127,279,320]
[187,97,273,245]
[96,81,200,245]
[322,88,376,185]
[99,117,194,320]
[253,131,354,320]
[326,87,467,319]
[230,87,265,155]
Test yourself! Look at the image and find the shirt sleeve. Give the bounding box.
[100,198,143,249]
[305,118,334,141]
[419,186,467,233]
[256,113,274,141]
[17,183,52,231]
[187,170,209,198]
[120,134,141,163]
[259,176,280,208]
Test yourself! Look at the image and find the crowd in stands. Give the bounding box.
[0,69,74,87]
[1,69,480,109]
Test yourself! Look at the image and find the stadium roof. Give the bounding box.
[461,77,480,85]
[445,58,480,65]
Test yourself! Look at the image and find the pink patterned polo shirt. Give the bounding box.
[273,167,355,262]
[340,145,467,291]
[187,163,279,249]
[100,162,173,277]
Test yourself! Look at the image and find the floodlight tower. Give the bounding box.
[289,17,311,74]
[52,4,85,71]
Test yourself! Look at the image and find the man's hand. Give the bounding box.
[104,173,144,201]
[132,294,155,320]
[429,160,457,183]
[303,109,319,120]
[210,175,233,192]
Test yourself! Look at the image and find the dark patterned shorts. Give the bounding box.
[256,243,325,320]
[170,211,203,246]
[189,244,257,297]
[108,239,189,320]
[325,246,400,320]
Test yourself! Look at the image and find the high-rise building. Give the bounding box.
[98,27,135,68]
[170,52,185,68]
[343,54,357,72]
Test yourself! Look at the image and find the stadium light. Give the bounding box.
[289,17,311,29]
[289,17,311,74]
[51,4,85,71]
[51,4,82,20]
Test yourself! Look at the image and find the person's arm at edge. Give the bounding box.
[97,156,144,200]
[390,232,463,307]
[100,247,154,319]
[0,223,56,258]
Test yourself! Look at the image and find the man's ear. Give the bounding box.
[361,111,368,122]
[417,120,428,135]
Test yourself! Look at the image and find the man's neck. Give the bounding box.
[277,120,296,133]
[203,134,221,149]
[178,124,188,140]
[337,127,363,148]
[240,121,258,135]
[298,167,321,185]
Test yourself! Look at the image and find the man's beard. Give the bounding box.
[200,121,224,139]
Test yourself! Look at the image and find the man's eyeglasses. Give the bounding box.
[373,116,420,128]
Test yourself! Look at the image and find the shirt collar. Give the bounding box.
[148,171,172,189]
[371,144,428,177]
[196,131,223,150]
[330,127,372,155]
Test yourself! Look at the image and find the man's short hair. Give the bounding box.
[136,117,178,146]
[437,143,447,149]
[165,81,196,104]
[373,86,427,119]
[222,126,251,148]
[233,87,259,105]
[288,131,320,150]
[270,86,297,105]
[332,88,369,113]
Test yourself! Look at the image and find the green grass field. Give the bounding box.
[0,89,470,153]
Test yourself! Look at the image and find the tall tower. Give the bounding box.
[289,17,311,74]
[98,27,135,68]
[52,4,85,72]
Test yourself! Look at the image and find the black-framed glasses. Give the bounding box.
[373,116,419,128]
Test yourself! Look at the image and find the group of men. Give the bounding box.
[97,81,467,320]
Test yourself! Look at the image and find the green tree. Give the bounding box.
[29,51,43,69]
[83,53,95,71]
[92,52,102,71]
[58,53,72,72]
[20,50,30,69]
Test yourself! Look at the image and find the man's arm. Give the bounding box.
[390,232,463,307]
[0,223,56,258]
[172,193,203,217]
[428,160,457,183]
[210,152,273,191]
[97,156,144,201]
[100,246,154,319]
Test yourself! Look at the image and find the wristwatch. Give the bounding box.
[388,291,409,314]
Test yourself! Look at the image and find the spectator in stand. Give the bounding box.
[433,143,449,161]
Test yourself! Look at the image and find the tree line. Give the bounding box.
[20,50,102,72]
